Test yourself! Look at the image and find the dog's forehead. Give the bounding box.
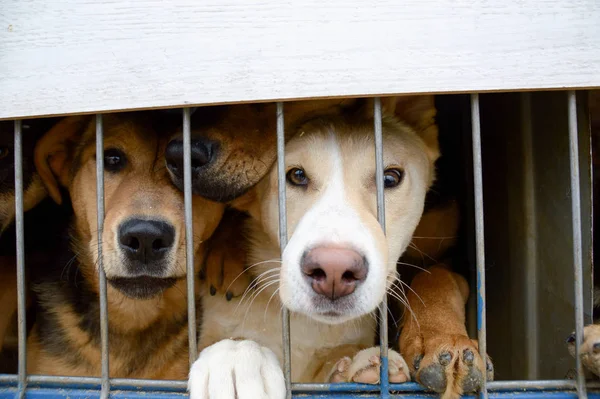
[80,114,168,153]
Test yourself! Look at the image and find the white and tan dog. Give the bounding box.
[188,96,439,399]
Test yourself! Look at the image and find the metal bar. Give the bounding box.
[520,92,539,380]
[14,120,27,399]
[183,108,198,365]
[373,97,389,397]
[3,376,600,393]
[470,94,488,399]
[567,90,588,399]
[95,114,110,399]
[276,101,292,399]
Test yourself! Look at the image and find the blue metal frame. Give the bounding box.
[1,379,600,399]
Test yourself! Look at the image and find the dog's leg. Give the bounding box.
[200,209,251,300]
[399,265,493,399]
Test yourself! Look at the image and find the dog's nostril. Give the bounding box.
[152,239,167,251]
[341,270,357,282]
[307,268,326,281]
[127,237,140,251]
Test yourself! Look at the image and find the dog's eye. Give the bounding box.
[104,148,127,172]
[286,167,309,187]
[383,168,404,189]
[0,147,10,160]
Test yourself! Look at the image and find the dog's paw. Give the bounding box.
[188,339,285,399]
[200,211,251,300]
[567,324,600,378]
[329,347,410,384]
[402,333,493,399]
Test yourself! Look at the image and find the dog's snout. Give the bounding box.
[165,138,214,179]
[301,246,367,300]
[119,219,175,264]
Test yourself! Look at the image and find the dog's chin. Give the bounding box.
[108,276,178,300]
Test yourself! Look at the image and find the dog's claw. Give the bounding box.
[413,354,423,371]
[463,349,474,365]
[226,291,233,301]
[566,333,576,344]
[209,285,217,296]
[438,352,452,366]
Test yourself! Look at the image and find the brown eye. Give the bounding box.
[0,147,9,160]
[286,167,309,186]
[104,148,127,172]
[383,168,404,188]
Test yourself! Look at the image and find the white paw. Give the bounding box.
[188,339,286,399]
[329,347,410,384]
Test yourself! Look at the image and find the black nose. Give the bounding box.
[165,138,214,179]
[118,219,175,264]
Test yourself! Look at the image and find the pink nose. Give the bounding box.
[301,246,368,300]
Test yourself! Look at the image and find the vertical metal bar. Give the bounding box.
[95,115,110,399]
[521,93,539,380]
[567,91,588,399]
[14,120,27,399]
[183,108,198,365]
[373,98,389,397]
[470,94,488,399]
[276,102,292,399]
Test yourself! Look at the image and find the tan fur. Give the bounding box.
[28,113,225,379]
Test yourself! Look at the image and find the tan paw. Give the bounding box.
[200,209,251,300]
[567,324,600,378]
[329,347,410,384]
[402,333,493,399]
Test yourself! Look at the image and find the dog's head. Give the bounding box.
[164,100,357,202]
[0,119,56,233]
[242,96,438,324]
[35,114,224,300]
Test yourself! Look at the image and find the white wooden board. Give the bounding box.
[1,0,600,119]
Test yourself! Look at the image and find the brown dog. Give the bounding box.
[28,113,224,379]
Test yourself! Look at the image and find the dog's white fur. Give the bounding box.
[189,97,439,399]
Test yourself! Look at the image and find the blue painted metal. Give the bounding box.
[1,386,599,399]
[2,379,600,399]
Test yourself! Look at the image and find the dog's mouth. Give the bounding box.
[303,295,363,324]
[108,276,178,300]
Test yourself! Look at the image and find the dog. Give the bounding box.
[0,118,61,361]
[187,96,452,398]
[27,113,225,379]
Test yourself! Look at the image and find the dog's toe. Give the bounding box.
[567,324,600,378]
[329,347,409,384]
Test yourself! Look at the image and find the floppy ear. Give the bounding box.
[34,116,91,204]
[229,188,260,220]
[381,95,439,163]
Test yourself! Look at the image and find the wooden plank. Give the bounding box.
[1,0,599,119]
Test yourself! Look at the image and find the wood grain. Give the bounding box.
[1,0,599,119]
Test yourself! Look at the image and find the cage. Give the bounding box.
[1,1,599,398]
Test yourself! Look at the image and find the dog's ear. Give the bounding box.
[381,95,439,163]
[34,116,90,204]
